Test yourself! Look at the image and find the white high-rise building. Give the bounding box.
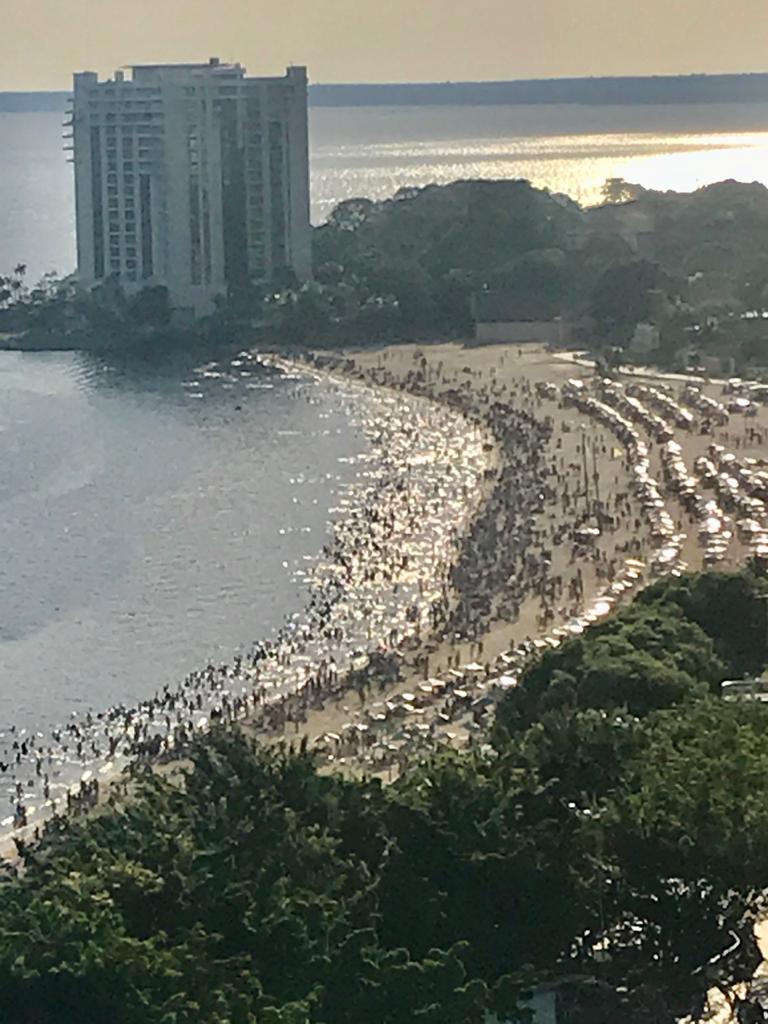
[70,59,311,318]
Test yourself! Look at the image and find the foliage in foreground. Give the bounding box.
[1,572,768,1023]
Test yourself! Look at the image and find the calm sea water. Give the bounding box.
[2,100,768,735]
[3,102,768,282]
[0,351,362,735]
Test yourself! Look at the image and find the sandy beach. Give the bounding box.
[0,346,492,854]
[6,337,768,859]
[265,341,768,775]
[265,341,662,768]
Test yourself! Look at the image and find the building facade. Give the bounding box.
[474,320,573,345]
[70,59,311,318]
[471,291,573,346]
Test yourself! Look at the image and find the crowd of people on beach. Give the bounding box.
[0,351,490,847]
[285,351,768,779]
[6,345,768,856]
[325,352,646,645]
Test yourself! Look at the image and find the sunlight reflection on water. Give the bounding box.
[311,126,768,219]
[3,103,768,280]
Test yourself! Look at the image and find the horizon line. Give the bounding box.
[4,69,768,94]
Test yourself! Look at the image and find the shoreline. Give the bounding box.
[0,347,494,857]
[8,338,768,856]
[247,343,665,771]
[0,341,661,855]
[264,339,767,774]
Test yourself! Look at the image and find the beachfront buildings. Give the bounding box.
[69,59,311,318]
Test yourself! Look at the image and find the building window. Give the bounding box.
[268,120,287,271]
[189,176,202,285]
[90,125,105,279]
[139,174,154,279]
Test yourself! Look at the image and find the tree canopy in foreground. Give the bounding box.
[1,571,768,1023]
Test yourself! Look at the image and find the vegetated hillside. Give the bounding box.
[2,570,768,1024]
[268,177,768,372]
[582,180,768,370]
[6,175,768,367]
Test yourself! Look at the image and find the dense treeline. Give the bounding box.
[309,75,768,108]
[267,178,768,374]
[266,181,582,345]
[0,266,186,353]
[7,177,768,369]
[1,570,768,1023]
[495,569,768,736]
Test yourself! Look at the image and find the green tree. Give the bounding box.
[589,259,673,344]
[637,570,768,677]
[600,178,645,205]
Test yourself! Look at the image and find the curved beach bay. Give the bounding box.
[0,349,364,737]
[0,347,491,837]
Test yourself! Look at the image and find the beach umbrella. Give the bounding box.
[498,674,518,688]
[591,599,613,617]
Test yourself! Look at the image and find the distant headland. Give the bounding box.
[4,71,768,112]
[310,73,768,107]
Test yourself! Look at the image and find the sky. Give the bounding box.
[3,0,768,91]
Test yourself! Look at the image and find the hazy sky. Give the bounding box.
[4,0,768,91]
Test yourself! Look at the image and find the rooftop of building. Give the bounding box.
[74,60,306,89]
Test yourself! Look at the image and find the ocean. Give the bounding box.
[2,99,768,735]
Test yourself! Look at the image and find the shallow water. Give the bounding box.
[0,352,490,835]
[0,349,363,735]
